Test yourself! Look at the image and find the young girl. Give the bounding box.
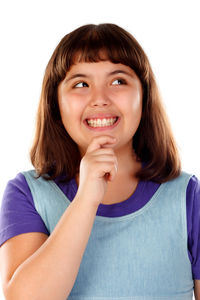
[0,23,199,300]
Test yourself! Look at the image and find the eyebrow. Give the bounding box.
[64,69,134,84]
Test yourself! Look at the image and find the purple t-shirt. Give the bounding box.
[0,171,200,280]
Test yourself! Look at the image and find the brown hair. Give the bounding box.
[30,23,181,183]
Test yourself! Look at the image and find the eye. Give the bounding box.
[74,81,88,88]
[112,78,127,85]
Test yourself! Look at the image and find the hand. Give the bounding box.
[76,135,118,207]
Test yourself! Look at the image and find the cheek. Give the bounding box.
[59,97,72,115]
[132,99,142,119]
[59,96,84,124]
[123,89,142,113]
[133,87,142,103]
[134,102,142,126]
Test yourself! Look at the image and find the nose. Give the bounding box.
[89,87,111,107]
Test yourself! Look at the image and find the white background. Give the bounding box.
[0,0,199,299]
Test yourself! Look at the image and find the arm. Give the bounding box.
[194,280,200,300]
[186,176,200,299]
[0,135,117,300]
[0,195,98,300]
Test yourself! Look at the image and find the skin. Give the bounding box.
[57,60,143,202]
[195,281,200,299]
[1,61,199,299]
[58,61,200,298]
[58,60,143,156]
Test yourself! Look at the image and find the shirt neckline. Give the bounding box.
[50,176,165,221]
[71,177,145,208]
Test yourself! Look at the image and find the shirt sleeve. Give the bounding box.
[187,175,200,279]
[0,172,49,247]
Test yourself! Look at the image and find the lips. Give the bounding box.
[83,116,120,131]
[85,113,119,121]
[87,117,118,125]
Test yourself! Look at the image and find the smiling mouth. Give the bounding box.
[86,117,119,128]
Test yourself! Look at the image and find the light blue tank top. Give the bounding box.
[23,170,194,300]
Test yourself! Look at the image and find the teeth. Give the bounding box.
[87,118,117,127]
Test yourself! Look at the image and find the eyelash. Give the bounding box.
[73,78,127,88]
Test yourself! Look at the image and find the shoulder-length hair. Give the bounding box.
[30,23,181,183]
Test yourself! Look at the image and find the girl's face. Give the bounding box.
[58,60,143,156]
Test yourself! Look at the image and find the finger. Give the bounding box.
[86,136,117,154]
[105,162,118,182]
[96,160,118,178]
[91,155,118,165]
[91,148,115,156]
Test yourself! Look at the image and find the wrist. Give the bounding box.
[73,192,100,212]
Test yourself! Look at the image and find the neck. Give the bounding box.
[113,143,141,179]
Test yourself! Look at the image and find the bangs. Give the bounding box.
[53,24,149,83]
[70,26,129,65]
